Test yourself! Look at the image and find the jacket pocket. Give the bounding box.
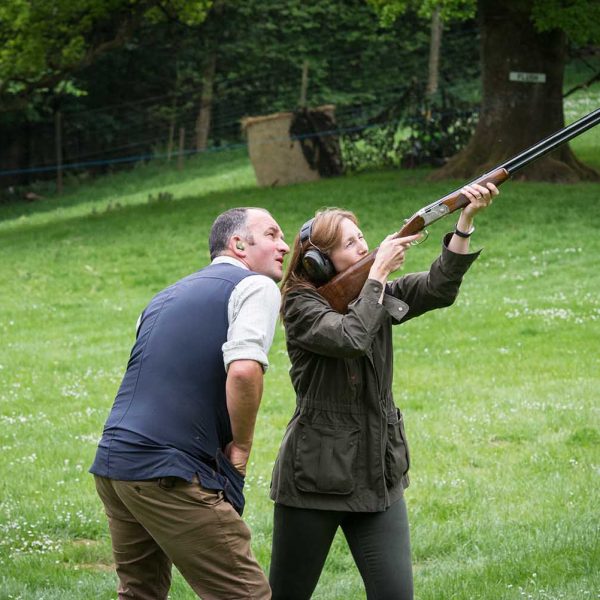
[384,408,410,488]
[294,421,360,495]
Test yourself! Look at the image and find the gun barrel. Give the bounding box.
[502,108,600,175]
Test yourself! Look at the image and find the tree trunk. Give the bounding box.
[426,7,442,97]
[430,0,599,182]
[195,52,217,152]
[299,60,309,107]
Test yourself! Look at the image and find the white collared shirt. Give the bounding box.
[212,256,281,372]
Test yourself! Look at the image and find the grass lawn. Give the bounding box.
[1,96,599,599]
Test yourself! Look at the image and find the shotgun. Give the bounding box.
[318,108,600,313]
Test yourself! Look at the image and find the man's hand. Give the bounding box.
[224,441,251,476]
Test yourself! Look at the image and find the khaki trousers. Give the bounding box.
[94,475,271,600]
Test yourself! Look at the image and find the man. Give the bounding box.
[90,207,289,600]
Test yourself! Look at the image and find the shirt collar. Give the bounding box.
[211,256,249,270]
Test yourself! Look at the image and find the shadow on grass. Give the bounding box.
[0,173,353,250]
[0,147,253,224]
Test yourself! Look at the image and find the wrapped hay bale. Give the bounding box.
[241,105,341,187]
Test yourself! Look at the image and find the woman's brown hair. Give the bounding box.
[280,208,358,312]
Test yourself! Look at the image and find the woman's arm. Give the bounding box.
[447,182,498,254]
[283,282,388,359]
[385,181,499,321]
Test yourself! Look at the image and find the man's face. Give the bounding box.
[241,210,289,281]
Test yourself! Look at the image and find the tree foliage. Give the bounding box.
[0,0,212,97]
[531,0,600,45]
[369,0,600,46]
[367,0,475,24]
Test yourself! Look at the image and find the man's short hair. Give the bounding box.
[209,208,249,260]
[209,207,272,259]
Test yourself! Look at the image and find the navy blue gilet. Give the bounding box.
[90,262,258,514]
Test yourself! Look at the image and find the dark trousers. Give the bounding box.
[269,497,413,600]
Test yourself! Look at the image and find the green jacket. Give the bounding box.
[270,234,480,512]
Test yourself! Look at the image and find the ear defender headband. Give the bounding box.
[299,218,336,285]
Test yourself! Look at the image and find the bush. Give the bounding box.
[398,101,478,168]
[341,87,478,172]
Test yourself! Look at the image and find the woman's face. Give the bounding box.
[328,217,369,273]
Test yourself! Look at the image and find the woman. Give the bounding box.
[269,183,498,599]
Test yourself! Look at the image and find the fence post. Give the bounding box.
[178,126,185,170]
[55,109,63,194]
[167,121,175,162]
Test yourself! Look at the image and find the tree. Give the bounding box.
[0,0,212,104]
[369,0,600,181]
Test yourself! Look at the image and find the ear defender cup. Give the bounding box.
[299,218,336,285]
[303,249,336,285]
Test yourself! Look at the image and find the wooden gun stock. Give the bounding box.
[316,108,600,313]
[317,167,509,314]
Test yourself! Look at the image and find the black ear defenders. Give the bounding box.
[299,218,336,285]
